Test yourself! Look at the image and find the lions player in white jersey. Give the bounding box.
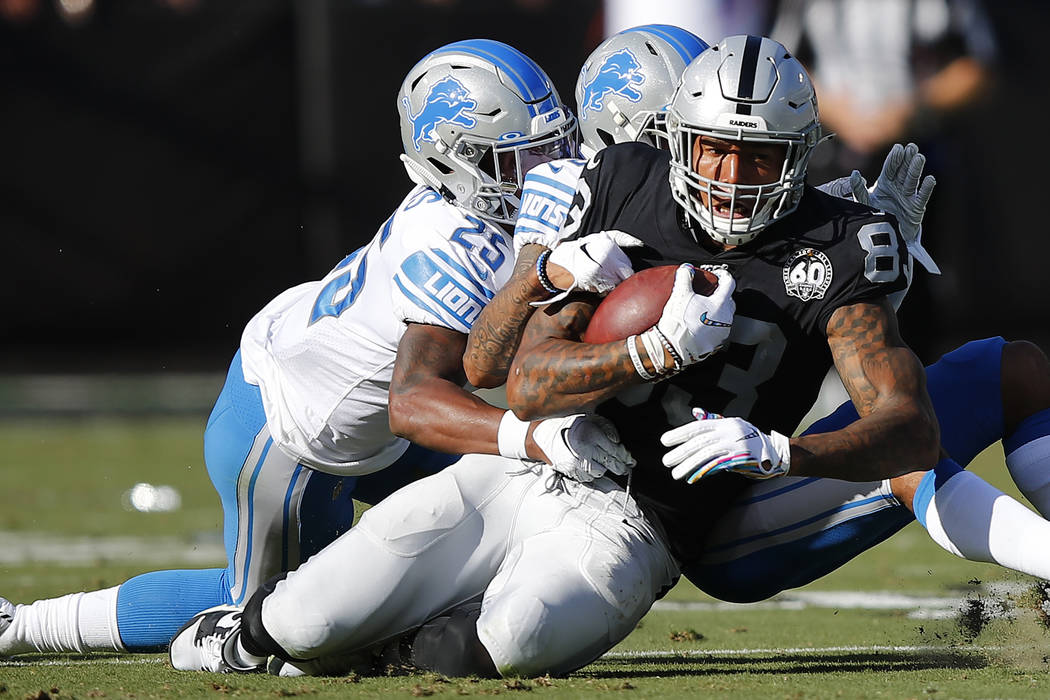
[0,39,639,659]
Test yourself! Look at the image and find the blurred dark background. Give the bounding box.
[2,0,1047,386]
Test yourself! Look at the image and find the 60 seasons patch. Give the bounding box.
[783,247,833,301]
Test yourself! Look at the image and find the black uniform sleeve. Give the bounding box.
[814,212,910,335]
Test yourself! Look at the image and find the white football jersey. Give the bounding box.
[240,186,515,475]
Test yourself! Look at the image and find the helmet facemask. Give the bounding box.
[466,118,578,225]
[668,117,821,246]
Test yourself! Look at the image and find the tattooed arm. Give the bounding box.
[505,295,666,420]
[390,323,543,458]
[788,298,940,480]
[464,234,634,388]
[463,244,560,389]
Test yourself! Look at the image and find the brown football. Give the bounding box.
[581,265,720,344]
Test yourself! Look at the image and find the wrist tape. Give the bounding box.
[497,410,531,460]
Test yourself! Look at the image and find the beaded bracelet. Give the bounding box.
[535,248,562,295]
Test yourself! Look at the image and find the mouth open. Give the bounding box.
[712,197,748,219]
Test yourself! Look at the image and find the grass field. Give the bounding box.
[3,416,1050,698]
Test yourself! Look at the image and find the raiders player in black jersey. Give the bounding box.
[499,36,937,565]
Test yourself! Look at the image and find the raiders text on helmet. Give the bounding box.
[398,39,577,227]
[667,35,826,246]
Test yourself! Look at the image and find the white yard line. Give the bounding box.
[0,645,996,668]
[0,531,224,566]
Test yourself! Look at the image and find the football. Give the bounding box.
[581,265,720,344]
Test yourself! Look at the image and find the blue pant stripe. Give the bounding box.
[707,493,896,554]
[732,477,820,507]
[281,464,304,572]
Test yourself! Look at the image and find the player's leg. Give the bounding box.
[686,337,1038,600]
[999,340,1050,515]
[170,454,539,674]
[0,352,357,656]
[475,477,678,677]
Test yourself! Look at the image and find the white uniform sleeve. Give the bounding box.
[390,203,514,334]
[513,158,586,256]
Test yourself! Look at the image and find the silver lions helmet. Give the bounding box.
[667,35,825,246]
[575,24,708,157]
[398,39,577,227]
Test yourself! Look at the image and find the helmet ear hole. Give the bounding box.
[428,158,454,176]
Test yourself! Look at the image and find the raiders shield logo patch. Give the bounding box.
[783,248,833,301]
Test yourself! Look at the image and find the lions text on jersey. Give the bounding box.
[240,185,514,475]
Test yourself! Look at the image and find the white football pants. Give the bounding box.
[259,453,679,677]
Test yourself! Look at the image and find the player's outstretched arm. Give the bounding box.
[392,322,633,480]
[790,298,940,480]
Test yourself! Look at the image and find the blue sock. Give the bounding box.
[116,568,231,652]
[912,458,964,528]
[1003,407,1050,517]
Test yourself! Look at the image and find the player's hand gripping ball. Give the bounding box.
[582,265,721,343]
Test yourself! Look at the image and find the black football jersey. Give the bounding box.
[565,142,910,561]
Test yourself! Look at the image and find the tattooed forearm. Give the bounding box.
[789,300,939,481]
[506,298,644,419]
[463,245,549,388]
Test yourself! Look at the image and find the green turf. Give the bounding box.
[2,417,1049,698]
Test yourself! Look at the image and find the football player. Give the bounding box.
[165,33,1050,681]
[0,39,642,659]
[162,32,928,681]
[475,29,1050,604]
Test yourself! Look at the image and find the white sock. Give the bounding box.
[1006,435,1050,518]
[0,586,125,656]
[921,470,1050,579]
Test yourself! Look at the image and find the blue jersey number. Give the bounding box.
[309,245,370,324]
[450,215,508,279]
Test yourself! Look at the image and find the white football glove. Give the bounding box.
[532,413,635,483]
[543,230,642,301]
[639,265,735,372]
[849,143,940,274]
[661,408,791,483]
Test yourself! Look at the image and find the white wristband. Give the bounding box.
[626,335,655,380]
[638,330,668,375]
[497,410,531,460]
[769,430,792,473]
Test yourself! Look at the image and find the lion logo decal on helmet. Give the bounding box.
[403,76,479,152]
[579,49,645,120]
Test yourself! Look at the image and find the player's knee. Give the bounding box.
[245,571,336,661]
[476,594,557,677]
[1002,340,1050,431]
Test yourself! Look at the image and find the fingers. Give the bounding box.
[706,267,737,302]
[916,174,936,208]
[603,229,645,248]
[660,418,711,448]
[902,149,925,195]
[673,263,697,293]
[848,170,870,205]
[879,142,905,184]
